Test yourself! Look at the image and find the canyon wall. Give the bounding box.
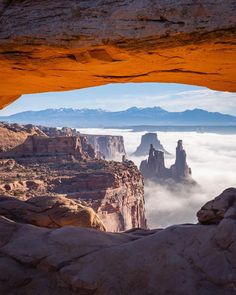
[40,126,126,159]
[0,124,146,232]
[0,135,95,160]
[0,123,125,160]
[0,0,235,108]
[85,134,125,160]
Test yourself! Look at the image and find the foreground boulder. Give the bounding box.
[0,195,106,231]
[0,188,235,294]
[197,187,236,225]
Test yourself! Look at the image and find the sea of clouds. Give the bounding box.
[80,128,236,229]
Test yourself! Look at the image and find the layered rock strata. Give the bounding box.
[0,122,126,160]
[0,0,235,108]
[0,155,146,232]
[39,125,126,159]
[0,135,95,160]
[0,122,46,152]
[0,188,235,294]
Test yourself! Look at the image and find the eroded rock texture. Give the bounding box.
[0,157,146,232]
[0,122,126,160]
[0,188,235,295]
[0,195,106,231]
[0,0,235,108]
[0,123,146,232]
[40,126,126,159]
[0,122,46,152]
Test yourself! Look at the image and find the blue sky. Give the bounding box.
[1,83,236,116]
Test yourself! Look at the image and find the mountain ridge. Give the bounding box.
[1,106,236,127]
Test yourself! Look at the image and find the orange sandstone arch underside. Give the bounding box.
[0,0,235,109]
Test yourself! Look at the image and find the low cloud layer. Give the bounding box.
[80,128,236,228]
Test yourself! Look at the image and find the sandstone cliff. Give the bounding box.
[0,122,126,160]
[38,125,126,159]
[0,122,46,152]
[0,129,146,232]
[0,135,95,160]
[0,187,235,294]
[0,195,106,231]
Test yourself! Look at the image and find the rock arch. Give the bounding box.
[0,0,235,108]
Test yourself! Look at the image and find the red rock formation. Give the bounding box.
[0,195,106,231]
[0,135,94,160]
[0,124,146,232]
[0,188,235,294]
[39,125,126,159]
[0,156,146,232]
[0,122,46,152]
[0,0,235,108]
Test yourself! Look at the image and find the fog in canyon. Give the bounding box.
[79,128,236,228]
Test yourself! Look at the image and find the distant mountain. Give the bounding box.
[1,107,236,127]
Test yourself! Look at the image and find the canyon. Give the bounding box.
[0,123,146,232]
[0,0,236,109]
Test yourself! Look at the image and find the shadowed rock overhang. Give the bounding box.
[0,0,235,108]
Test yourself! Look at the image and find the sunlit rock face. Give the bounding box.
[0,188,235,295]
[38,125,126,160]
[0,0,235,108]
[0,122,125,160]
[0,123,146,232]
[0,195,106,231]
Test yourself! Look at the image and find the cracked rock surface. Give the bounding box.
[0,188,235,294]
